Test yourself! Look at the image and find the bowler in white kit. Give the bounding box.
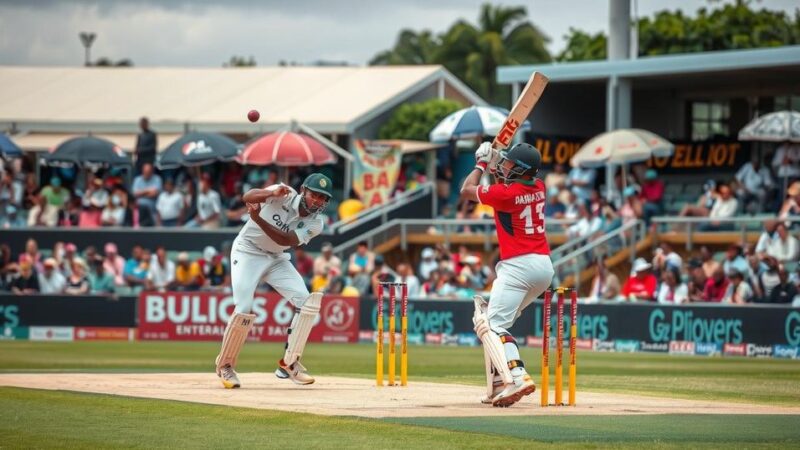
[215,173,333,388]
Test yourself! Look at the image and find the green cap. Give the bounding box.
[302,173,333,198]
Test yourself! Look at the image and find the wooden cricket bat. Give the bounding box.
[489,71,549,170]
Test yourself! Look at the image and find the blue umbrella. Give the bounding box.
[158,132,240,169]
[0,134,23,158]
[429,106,532,143]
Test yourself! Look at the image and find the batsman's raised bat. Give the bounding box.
[490,72,549,171]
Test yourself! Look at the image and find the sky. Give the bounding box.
[0,0,797,67]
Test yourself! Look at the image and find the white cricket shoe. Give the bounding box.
[492,373,536,407]
[278,359,315,385]
[480,382,506,404]
[217,364,241,389]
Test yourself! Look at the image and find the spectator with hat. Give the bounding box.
[418,247,438,282]
[40,176,71,212]
[174,251,203,291]
[621,258,657,301]
[80,176,107,227]
[201,247,228,289]
[38,258,66,294]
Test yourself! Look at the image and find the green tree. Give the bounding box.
[92,57,133,67]
[557,28,607,61]
[369,30,440,65]
[224,55,256,67]
[378,99,463,141]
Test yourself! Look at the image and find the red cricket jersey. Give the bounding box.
[476,179,550,260]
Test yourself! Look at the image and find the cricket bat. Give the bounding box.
[489,71,549,172]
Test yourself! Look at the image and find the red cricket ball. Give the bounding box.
[247,109,260,123]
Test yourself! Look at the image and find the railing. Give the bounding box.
[552,220,646,292]
[324,182,435,235]
[652,215,800,250]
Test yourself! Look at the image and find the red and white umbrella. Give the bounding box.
[570,129,673,168]
[239,131,336,167]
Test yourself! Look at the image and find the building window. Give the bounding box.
[774,95,800,112]
[691,100,729,140]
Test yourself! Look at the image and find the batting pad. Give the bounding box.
[282,292,322,366]
[216,312,256,371]
[473,296,512,385]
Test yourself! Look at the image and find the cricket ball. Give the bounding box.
[247,109,260,123]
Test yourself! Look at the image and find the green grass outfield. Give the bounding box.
[1,341,799,448]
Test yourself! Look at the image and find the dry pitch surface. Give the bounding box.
[2,373,798,418]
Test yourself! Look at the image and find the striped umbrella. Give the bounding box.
[429,106,531,143]
[239,131,336,167]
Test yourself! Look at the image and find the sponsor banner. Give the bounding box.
[0,295,136,328]
[576,338,594,350]
[773,345,799,359]
[29,326,74,342]
[425,333,443,345]
[138,292,359,343]
[694,342,722,356]
[746,343,773,358]
[442,334,459,346]
[0,326,28,340]
[669,341,696,355]
[407,334,424,345]
[527,336,543,347]
[615,339,640,353]
[593,340,615,352]
[639,341,669,353]
[724,343,747,356]
[75,327,135,341]
[358,330,374,343]
[351,140,402,207]
[457,333,479,347]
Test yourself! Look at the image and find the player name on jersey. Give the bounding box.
[514,191,545,205]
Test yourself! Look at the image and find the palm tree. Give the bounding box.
[369,30,440,65]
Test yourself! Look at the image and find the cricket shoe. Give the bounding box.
[492,373,536,407]
[480,378,506,404]
[277,359,315,385]
[217,364,241,389]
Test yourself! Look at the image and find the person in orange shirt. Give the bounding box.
[622,258,658,301]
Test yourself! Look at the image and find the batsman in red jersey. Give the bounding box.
[460,141,554,407]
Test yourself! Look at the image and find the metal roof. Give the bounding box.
[498,45,800,84]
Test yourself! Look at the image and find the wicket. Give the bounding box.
[541,287,577,406]
[376,282,408,387]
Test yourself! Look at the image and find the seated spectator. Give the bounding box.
[64,258,90,295]
[679,180,716,218]
[621,258,657,301]
[19,238,43,273]
[754,221,778,258]
[544,163,567,190]
[771,141,800,190]
[370,254,394,297]
[124,246,150,291]
[702,267,730,302]
[544,187,566,219]
[348,241,374,294]
[312,242,341,292]
[588,258,620,302]
[101,188,127,227]
[746,255,765,299]
[174,252,203,291]
[768,267,798,304]
[147,246,176,292]
[394,263,421,298]
[687,258,707,302]
[425,269,458,298]
[567,165,596,202]
[61,242,78,277]
[758,257,782,298]
[567,201,602,241]
[1,204,24,228]
[187,175,222,229]
[203,251,229,289]
[723,269,754,304]
[459,255,488,290]
[778,182,800,223]
[562,190,579,220]
[133,163,162,226]
[61,195,82,226]
[80,177,107,227]
[735,158,773,214]
[722,244,751,279]
[102,243,126,287]
[10,260,39,294]
[0,167,22,223]
[652,242,682,277]
[766,223,799,263]
[699,184,738,231]
[619,186,642,225]
[156,178,183,227]
[452,245,471,274]
[27,193,59,227]
[656,266,688,304]
[418,247,438,282]
[88,256,115,295]
[640,169,664,224]
[699,246,720,279]
[293,248,314,288]
[1,262,18,291]
[38,258,66,294]
[40,176,71,213]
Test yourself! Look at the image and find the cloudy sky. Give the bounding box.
[1,0,797,67]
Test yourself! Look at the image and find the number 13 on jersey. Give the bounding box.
[519,203,545,235]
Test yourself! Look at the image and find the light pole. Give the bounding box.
[79,32,96,66]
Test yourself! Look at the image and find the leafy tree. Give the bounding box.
[370,30,440,65]
[92,57,133,67]
[224,55,256,67]
[378,99,463,141]
[557,28,607,61]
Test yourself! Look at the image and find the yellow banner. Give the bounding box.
[352,140,402,207]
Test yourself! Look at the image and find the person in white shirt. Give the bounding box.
[755,222,777,258]
[656,266,688,304]
[700,184,738,231]
[101,191,127,226]
[394,262,421,298]
[766,223,799,263]
[156,178,184,227]
[38,258,66,294]
[187,176,222,229]
[772,142,800,180]
[735,159,773,214]
[214,173,332,390]
[567,201,602,241]
[567,166,597,202]
[146,246,175,291]
[723,269,754,304]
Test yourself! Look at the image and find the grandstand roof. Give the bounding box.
[0,65,485,140]
[498,45,800,84]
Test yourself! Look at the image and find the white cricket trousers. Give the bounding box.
[488,253,554,334]
[230,238,310,314]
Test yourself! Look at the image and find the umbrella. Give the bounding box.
[43,136,131,167]
[570,129,674,168]
[158,132,240,169]
[738,110,800,143]
[429,106,531,143]
[0,134,22,158]
[238,131,336,166]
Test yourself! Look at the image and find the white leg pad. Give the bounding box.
[215,312,256,371]
[473,296,512,385]
[282,292,322,366]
